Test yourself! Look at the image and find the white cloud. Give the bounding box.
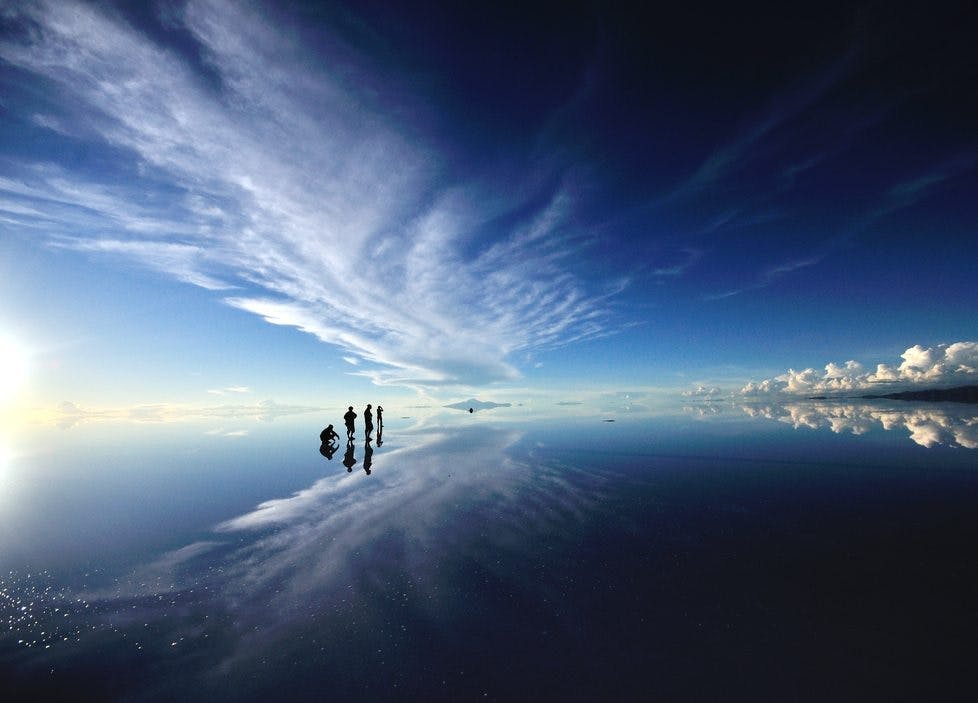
[741,342,978,396]
[740,378,777,395]
[824,360,863,378]
[207,385,251,395]
[54,238,233,290]
[681,384,722,397]
[0,0,621,390]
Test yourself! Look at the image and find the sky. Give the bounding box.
[1,0,977,418]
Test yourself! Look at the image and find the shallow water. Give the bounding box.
[2,401,976,700]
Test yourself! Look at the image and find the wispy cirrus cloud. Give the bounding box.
[652,247,703,278]
[0,0,621,390]
[655,55,853,208]
[704,254,826,301]
[697,146,978,303]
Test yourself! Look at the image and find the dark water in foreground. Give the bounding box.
[2,401,977,701]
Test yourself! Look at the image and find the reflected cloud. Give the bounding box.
[53,423,606,679]
[204,428,248,437]
[683,404,725,417]
[740,400,978,449]
[31,399,325,428]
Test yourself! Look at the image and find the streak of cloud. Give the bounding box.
[704,254,826,301]
[652,247,703,277]
[655,56,853,207]
[206,385,251,395]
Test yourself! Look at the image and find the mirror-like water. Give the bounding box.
[2,402,976,700]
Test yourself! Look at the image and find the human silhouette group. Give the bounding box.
[320,404,383,474]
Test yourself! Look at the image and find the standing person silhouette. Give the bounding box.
[364,404,373,439]
[376,405,383,427]
[343,406,357,440]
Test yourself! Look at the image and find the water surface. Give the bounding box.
[2,402,976,700]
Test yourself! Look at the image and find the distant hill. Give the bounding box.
[861,385,978,403]
[444,398,512,412]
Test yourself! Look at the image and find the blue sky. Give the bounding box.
[1,0,977,414]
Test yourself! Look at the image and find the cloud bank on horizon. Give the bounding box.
[0,0,621,390]
[741,342,978,397]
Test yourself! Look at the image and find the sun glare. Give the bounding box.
[0,335,29,404]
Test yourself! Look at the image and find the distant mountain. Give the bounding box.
[444,398,512,412]
[861,385,978,403]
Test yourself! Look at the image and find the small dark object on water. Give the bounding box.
[469,407,473,413]
[603,419,615,422]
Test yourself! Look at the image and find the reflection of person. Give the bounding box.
[376,423,383,446]
[363,438,373,475]
[342,439,357,472]
[319,442,337,460]
[320,424,339,444]
[343,406,357,439]
[364,404,373,439]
